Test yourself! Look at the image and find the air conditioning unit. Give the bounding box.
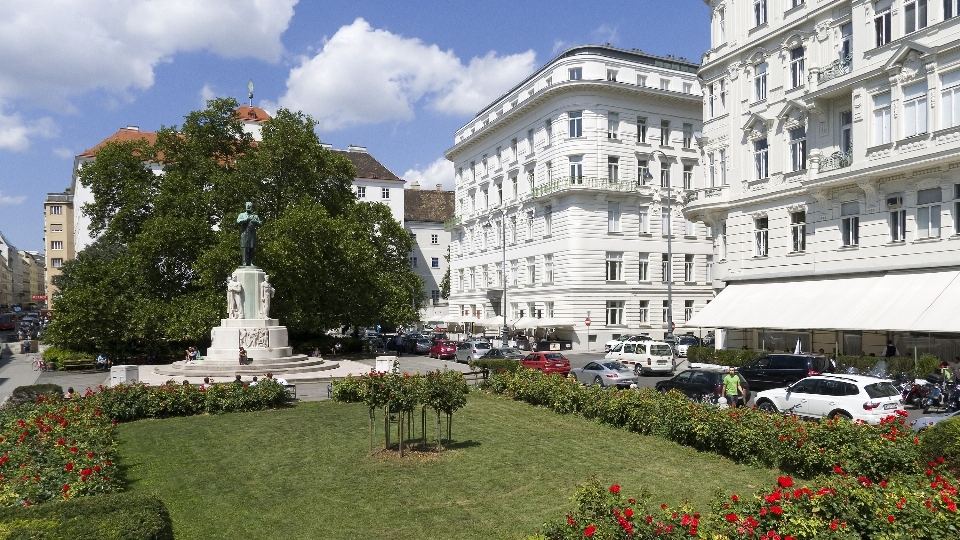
[886,196,903,207]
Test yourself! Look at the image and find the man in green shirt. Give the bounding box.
[722,367,744,408]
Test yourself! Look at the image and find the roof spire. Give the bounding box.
[247,80,254,107]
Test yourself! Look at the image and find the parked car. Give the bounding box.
[408,338,432,355]
[519,351,571,375]
[604,334,652,352]
[753,374,905,425]
[656,368,751,404]
[911,409,960,432]
[605,340,675,375]
[570,361,638,388]
[737,354,834,392]
[429,340,458,360]
[674,335,700,357]
[455,340,491,363]
[702,331,715,347]
[478,347,525,361]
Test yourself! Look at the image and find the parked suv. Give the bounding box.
[737,354,834,392]
[455,340,491,363]
[754,374,904,425]
[605,340,675,375]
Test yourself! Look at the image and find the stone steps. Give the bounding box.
[153,355,338,377]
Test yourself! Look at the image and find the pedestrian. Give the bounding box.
[238,347,248,365]
[64,387,74,399]
[940,361,955,384]
[722,367,744,408]
[200,377,211,390]
[395,333,403,357]
[883,340,898,357]
[250,376,259,386]
[233,374,244,386]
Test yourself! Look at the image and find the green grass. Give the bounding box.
[117,392,779,540]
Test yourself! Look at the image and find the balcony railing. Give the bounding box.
[45,193,73,203]
[530,176,649,199]
[683,187,725,203]
[818,150,852,173]
[817,53,853,84]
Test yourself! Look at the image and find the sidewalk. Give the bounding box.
[0,349,45,403]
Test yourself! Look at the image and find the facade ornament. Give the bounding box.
[227,274,243,319]
[748,210,768,219]
[815,20,832,42]
[727,61,743,80]
[259,275,275,319]
[896,51,924,83]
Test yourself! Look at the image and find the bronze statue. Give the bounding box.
[236,202,262,266]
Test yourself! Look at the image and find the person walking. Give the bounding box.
[883,340,898,357]
[722,367,744,408]
[395,334,403,357]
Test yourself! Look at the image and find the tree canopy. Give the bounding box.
[47,99,422,357]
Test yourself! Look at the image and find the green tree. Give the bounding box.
[48,98,421,358]
[440,245,451,300]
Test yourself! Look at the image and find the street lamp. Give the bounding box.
[642,150,675,342]
[483,211,508,347]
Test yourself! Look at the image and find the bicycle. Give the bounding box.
[32,356,45,371]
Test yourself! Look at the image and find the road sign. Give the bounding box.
[32,295,47,301]
[584,317,591,327]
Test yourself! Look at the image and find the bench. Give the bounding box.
[60,358,97,371]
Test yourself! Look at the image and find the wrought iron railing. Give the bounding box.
[817,53,853,84]
[683,187,726,203]
[818,150,852,173]
[530,176,650,198]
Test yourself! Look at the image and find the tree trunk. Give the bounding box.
[421,407,426,446]
[384,405,390,450]
[369,408,374,453]
[435,409,442,450]
[399,410,404,457]
[446,412,452,444]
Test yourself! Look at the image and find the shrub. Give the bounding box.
[921,417,960,472]
[686,347,759,367]
[39,347,90,370]
[835,353,941,377]
[0,492,173,539]
[83,380,288,421]
[6,385,64,407]
[470,358,522,373]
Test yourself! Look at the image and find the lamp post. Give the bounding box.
[483,210,508,347]
[643,150,675,342]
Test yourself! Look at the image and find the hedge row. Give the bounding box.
[686,347,942,377]
[39,347,91,370]
[0,492,173,540]
[487,369,923,479]
[469,358,522,373]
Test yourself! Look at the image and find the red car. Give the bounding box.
[520,352,571,375]
[429,340,457,360]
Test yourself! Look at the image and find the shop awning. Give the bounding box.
[511,317,536,330]
[476,317,506,328]
[686,270,960,333]
[533,318,576,328]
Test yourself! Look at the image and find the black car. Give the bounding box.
[656,369,751,403]
[478,347,525,360]
[737,354,834,392]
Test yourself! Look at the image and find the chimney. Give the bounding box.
[347,145,367,153]
[436,183,442,191]
[320,143,332,150]
[411,181,421,190]
[126,126,139,131]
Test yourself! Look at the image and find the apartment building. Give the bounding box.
[686,0,960,358]
[446,45,714,350]
[404,184,455,325]
[43,191,74,305]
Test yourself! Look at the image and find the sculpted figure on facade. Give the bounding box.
[227,274,243,319]
[260,275,275,319]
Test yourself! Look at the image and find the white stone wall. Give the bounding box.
[405,220,450,321]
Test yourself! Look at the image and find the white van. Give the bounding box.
[605,341,675,375]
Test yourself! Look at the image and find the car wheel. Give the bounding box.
[593,376,603,387]
[830,410,853,421]
[757,401,778,413]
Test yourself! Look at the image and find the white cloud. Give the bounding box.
[552,40,567,55]
[52,147,75,158]
[276,18,536,131]
[0,190,27,206]
[591,24,619,45]
[0,105,56,151]
[199,84,217,106]
[403,158,455,192]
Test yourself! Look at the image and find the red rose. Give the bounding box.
[887,515,895,523]
[777,476,794,488]
[770,506,783,515]
[624,508,633,518]
[65,463,73,471]
[731,494,739,501]
[584,525,596,536]
[609,484,620,494]
[726,513,738,522]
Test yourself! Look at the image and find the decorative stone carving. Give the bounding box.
[815,20,832,42]
[259,275,275,319]
[727,61,742,80]
[227,274,243,319]
[240,328,269,349]
[900,138,928,153]
[896,51,925,84]
[853,91,863,121]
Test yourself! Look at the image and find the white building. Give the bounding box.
[686,0,960,359]
[404,184,454,326]
[333,145,405,226]
[445,45,714,350]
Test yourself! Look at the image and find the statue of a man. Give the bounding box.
[237,202,262,266]
[227,274,243,319]
[259,275,275,319]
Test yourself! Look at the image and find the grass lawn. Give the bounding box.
[117,392,780,540]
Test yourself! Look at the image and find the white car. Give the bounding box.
[674,335,700,358]
[603,334,652,353]
[754,374,905,425]
[605,340,675,375]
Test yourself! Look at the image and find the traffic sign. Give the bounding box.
[584,317,591,327]
[32,295,47,301]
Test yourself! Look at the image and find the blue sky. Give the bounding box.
[0,0,709,252]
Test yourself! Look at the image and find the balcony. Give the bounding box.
[817,54,852,84]
[683,187,726,203]
[530,176,649,199]
[818,150,852,173]
[45,193,73,203]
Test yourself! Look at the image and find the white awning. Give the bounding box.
[511,317,536,329]
[686,270,960,333]
[533,317,576,328]
[476,317,506,328]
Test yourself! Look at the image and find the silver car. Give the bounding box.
[569,361,639,388]
[455,340,491,363]
[911,409,960,432]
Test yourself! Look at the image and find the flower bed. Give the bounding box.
[487,370,922,479]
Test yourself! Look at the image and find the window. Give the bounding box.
[606,301,625,325]
[716,7,726,43]
[661,254,671,282]
[607,69,619,81]
[840,111,853,153]
[49,205,62,215]
[637,116,648,143]
[608,156,620,180]
[941,71,960,128]
[789,127,807,171]
[660,79,670,90]
[706,255,714,282]
[841,202,860,246]
[754,217,769,257]
[482,155,488,176]
[431,257,440,268]
[545,254,554,283]
[873,92,892,145]
[954,184,960,234]
[510,260,518,287]
[510,216,517,243]
[754,138,769,179]
[719,149,727,185]
[511,176,518,200]
[719,221,727,260]
[545,301,554,318]
[904,0,927,34]
[684,217,695,236]
[356,186,366,198]
[638,206,649,234]
[637,74,647,86]
[660,162,670,188]
[545,161,553,184]
[660,120,671,146]
[545,119,553,143]
[754,63,768,101]
[568,111,583,138]
[708,153,716,187]
[526,210,534,239]
[890,209,906,241]
[497,183,503,204]
[511,138,518,160]
[754,0,767,26]
[569,67,582,80]
[50,240,63,250]
[51,258,63,268]
[638,300,649,323]
[791,211,806,252]
[947,0,960,19]
[875,9,891,47]
[661,206,671,236]
[638,253,649,281]
[685,300,694,322]
[382,187,390,199]
[608,202,621,233]
[789,47,804,88]
[638,160,649,185]
[903,82,928,137]
[409,256,418,268]
[50,223,63,232]
[431,290,441,303]
[526,257,536,284]
[662,300,670,324]
[682,82,692,94]
[719,80,726,112]
[917,187,942,239]
[607,112,619,139]
[526,129,534,153]
[682,123,693,148]
[544,206,552,236]
[708,84,716,118]
[606,252,624,281]
[684,254,694,282]
[410,232,418,240]
[569,156,583,183]
[790,0,804,7]
[683,164,693,189]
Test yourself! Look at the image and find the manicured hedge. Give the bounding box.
[687,347,943,377]
[921,417,960,472]
[39,347,91,371]
[7,385,63,407]
[0,492,173,540]
[470,358,522,373]
[686,347,760,367]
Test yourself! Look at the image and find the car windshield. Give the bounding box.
[475,343,490,349]
[500,348,522,355]
[601,362,629,371]
[678,337,698,345]
[417,340,430,345]
[610,343,623,352]
[544,353,566,360]
[650,345,672,356]
[864,381,900,399]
